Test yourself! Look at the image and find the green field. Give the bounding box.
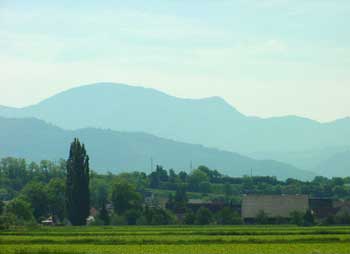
[1,226,350,254]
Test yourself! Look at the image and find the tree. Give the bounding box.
[195,207,213,225]
[21,182,48,220]
[111,179,141,214]
[149,172,160,188]
[335,211,350,225]
[174,184,188,211]
[223,184,233,198]
[216,207,242,225]
[188,169,209,192]
[47,178,65,222]
[183,210,196,225]
[256,210,269,224]
[90,180,109,209]
[6,198,34,222]
[0,200,4,215]
[125,209,141,225]
[290,211,304,226]
[66,138,90,226]
[99,202,110,225]
[144,207,175,225]
[303,210,315,226]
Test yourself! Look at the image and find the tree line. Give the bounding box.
[1,138,350,228]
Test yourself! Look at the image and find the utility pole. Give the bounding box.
[250,168,253,178]
[190,160,193,171]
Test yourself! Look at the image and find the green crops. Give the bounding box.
[1,226,350,254]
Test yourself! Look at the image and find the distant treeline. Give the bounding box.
[1,148,350,228]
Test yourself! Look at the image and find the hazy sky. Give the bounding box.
[1,0,349,122]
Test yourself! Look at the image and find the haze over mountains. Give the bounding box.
[1,83,349,177]
[0,117,315,180]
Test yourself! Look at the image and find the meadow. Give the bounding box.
[1,226,350,254]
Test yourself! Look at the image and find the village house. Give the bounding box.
[187,199,225,213]
[241,195,309,223]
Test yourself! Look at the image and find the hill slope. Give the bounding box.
[315,150,350,177]
[1,83,349,175]
[0,117,315,180]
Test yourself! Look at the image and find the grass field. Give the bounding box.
[1,225,350,254]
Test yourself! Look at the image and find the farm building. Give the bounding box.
[309,198,337,219]
[242,195,309,222]
[187,199,225,213]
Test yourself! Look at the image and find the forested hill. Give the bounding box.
[1,83,349,175]
[0,117,315,180]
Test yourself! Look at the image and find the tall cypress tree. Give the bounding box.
[66,138,90,226]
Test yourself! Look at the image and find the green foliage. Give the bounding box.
[195,207,213,225]
[98,203,110,225]
[47,178,65,222]
[167,184,188,212]
[21,182,48,221]
[110,214,127,225]
[216,207,242,225]
[188,169,209,192]
[111,179,141,215]
[144,207,175,225]
[90,180,109,209]
[66,138,90,226]
[2,154,350,228]
[303,210,315,226]
[183,210,196,225]
[256,210,269,225]
[6,198,34,222]
[290,211,304,226]
[0,200,4,214]
[335,211,350,225]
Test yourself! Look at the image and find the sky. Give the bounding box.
[0,0,349,122]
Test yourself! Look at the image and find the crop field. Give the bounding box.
[1,226,350,254]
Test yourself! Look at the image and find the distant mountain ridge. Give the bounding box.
[1,82,349,176]
[0,117,316,180]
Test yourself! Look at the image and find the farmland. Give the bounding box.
[1,226,350,254]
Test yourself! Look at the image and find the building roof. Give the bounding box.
[242,195,309,219]
[188,199,212,205]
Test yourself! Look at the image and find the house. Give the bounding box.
[141,190,169,209]
[106,203,113,214]
[309,198,337,219]
[333,200,350,216]
[86,216,95,225]
[90,207,98,217]
[187,199,225,213]
[41,216,54,226]
[241,195,309,222]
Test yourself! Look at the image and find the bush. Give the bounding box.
[0,200,4,214]
[195,207,213,225]
[125,209,141,225]
[256,210,269,225]
[144,207,176,225]
[290,211,304,226]
[6,198,35,222]
[110,214,127,225]
[183,210,196,225]
[335,211,350,225]
[0,214,15,230]
[89,217,105,226]
[216,207,242,225]
[303,210,315,226]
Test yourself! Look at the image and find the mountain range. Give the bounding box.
[0,117,316,180]
[0,82,349,177]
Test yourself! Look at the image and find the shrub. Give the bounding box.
[195,207,213,225]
